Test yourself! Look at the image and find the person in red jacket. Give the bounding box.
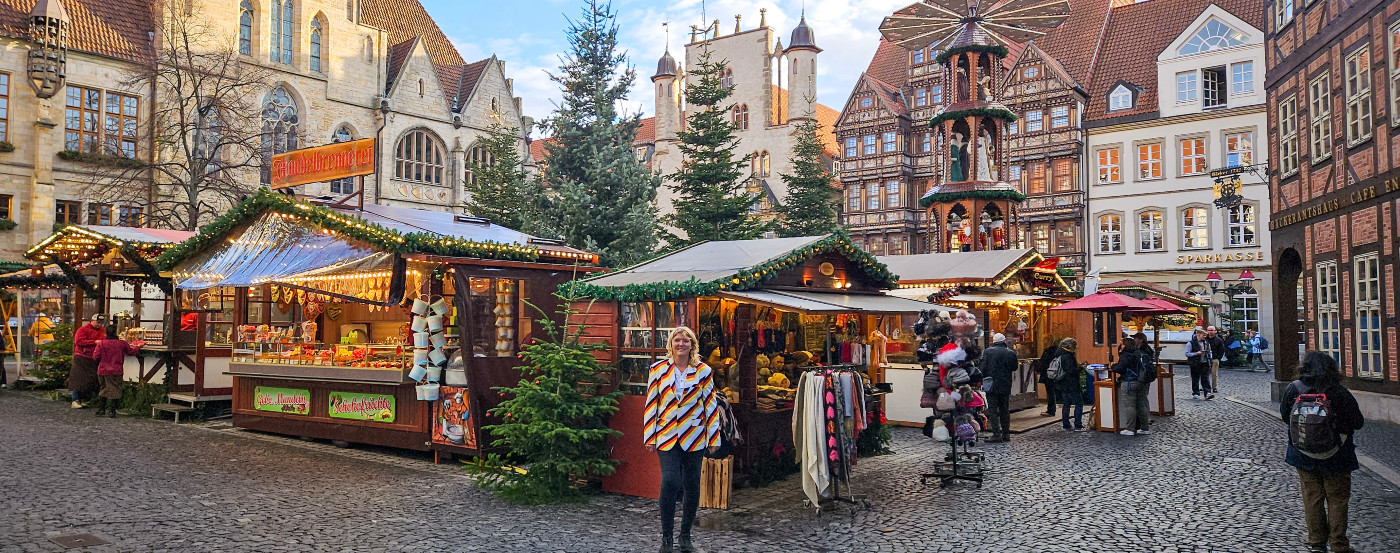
[93,325,144,418]
[69,314,105,408]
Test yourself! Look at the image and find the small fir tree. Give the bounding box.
[472,296,622,505]
[666,50,768,244]
[31,323,74,390]
[463,121,539,232]
[538,0,661,267]
[774,119,840,237]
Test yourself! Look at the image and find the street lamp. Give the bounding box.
[1205,269,1256,331]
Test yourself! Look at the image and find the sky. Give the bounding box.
[428,0,913,136]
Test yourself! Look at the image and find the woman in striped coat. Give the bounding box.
[643,326,720,553]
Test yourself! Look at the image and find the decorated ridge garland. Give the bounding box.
[560,230,900,302]
[935,44,1010,65]
[156,189,542,271]
[929,107,1017,126]
[919,187,1028,208]
[26,225,170,265]
[0,272,71,290]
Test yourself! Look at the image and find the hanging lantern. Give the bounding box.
[27,0,68,99]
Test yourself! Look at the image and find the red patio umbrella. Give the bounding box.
[1050,290,1157,313]
[1125,297,1194,316]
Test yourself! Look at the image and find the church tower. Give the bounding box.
[652,48,682,143]
[785,15,820,122]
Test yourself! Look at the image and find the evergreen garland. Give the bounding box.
[57,150,146,169]
[562,231,900,302]
[929,107,1018,126]
[919,187,1028,207]
[55,262,98,297]
[156,189,543,271]
[935,44,1010,65]
[0,273,71,289]
[0,218,16,231]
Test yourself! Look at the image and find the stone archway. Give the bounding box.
[1274,247,1303,385]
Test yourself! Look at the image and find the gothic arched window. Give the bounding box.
[394,129,445,185]
[271,0,293,64]
[310,18,324,73]
[732,104,749,130]
[239,1,252,55]
[329,126,354,193]
[260,87,299,184]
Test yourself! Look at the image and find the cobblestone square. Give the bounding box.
[2,370,1398,553]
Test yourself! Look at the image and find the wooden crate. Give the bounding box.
[699,456,732,509]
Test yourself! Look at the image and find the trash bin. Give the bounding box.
[1148,363,1175,416]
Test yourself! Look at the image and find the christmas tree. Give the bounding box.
[537,0,661,267]
[665,50,769,244]
[473,296,622,504]
[463,121,541,233]
[774,119,841,237]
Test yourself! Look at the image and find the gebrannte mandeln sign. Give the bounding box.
[270,138,375,190]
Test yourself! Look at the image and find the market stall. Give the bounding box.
[161,191,598,453]
[876,249,1078,422]
[1100,279,1208,363]
[0,264,74,384]
[564,233,937,498]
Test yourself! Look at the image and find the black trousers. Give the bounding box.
[1042,377,1057,414]
[1190,365,1212,395]
[986,392,1011,436]
[657,448,705,539]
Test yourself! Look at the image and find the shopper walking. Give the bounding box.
[68,314,104,409]
[979,333,1018,443]
[1185,328,1214,399]
[1280,351,1365,553]
[93,326,144,418]
[1245,330,1269,372]
[1036,341,1059,417]
[643,326,720,553]
[1206,326,1226,394]
[1050,338,1085,432]
[1112,339,1151,435]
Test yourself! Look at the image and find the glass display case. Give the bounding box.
[232,342,408,369]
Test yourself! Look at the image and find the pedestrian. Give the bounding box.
[1185,328,1214,399]
[93,326,144,418]
[643,326,720,553]
[1280,351,1365,553]
[979,333,1017,443]
[1037,340,1059,417]
[1112,338,1151,436]
[1206,325,1226,394]
[1051,338,1085,432]
[1245,330,1269,372]
[29,311,56,345]
[68,314,105,409]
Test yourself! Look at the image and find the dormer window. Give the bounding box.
[1179,19,1247,56]
[1109,85,1134,111]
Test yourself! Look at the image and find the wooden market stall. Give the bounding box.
[565,233,935,498]
[161,191,599,453]
[21,226,197,393]
[876,249,1082,423]
[1100,279,1209,364]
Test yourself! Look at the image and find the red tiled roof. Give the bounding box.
[385,37,419,91]
[0,0,154,63]
[1035,0,1115,86]
[864,76,908,117]
[637,117,656,143]
[528,138,554,164]
[864,38,909,90]
[361,0,476,111]
[1085,0,1265,121]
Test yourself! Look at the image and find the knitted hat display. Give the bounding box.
[936,342,966,367]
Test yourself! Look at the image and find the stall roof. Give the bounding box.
[948,292,1059,303]
[877,249,1038,285]
[347,203,592,261]
[0,264,71,290]
[26,225,196,266]
[719,290,851,313]
[586,236,828,288]
[1100,279,1208,308]
[720,289,954,315]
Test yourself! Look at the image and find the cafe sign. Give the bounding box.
[254,386,310,415]
[269,138,375,190]
[328,391,396,423]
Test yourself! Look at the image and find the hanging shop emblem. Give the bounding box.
[1208,164,1263,210]
[328,391,396,422]
[270,138,376,190]
[1029,257,1060,292]
[253,386,311,415]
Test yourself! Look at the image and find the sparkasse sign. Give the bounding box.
[270,138,375,190]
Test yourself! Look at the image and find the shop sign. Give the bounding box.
[1174,251,1265,264]
[269,138,375,190]
[253,386,311,415]
[1029,257,1060,291]
[432,386,477,450]
[328,391,396,422]
[1271,176,1400,230]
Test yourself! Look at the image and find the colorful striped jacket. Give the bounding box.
[642,359,721,452]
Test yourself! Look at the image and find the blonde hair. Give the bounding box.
[666,326,702,368]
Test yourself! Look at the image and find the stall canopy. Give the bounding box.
[584,235,840,289]
[721,289,954,314]
[26,225,195,268]
[877,249,1072,293]
[1100,279,1208,309]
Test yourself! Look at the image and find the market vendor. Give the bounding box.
[69,314,105,409]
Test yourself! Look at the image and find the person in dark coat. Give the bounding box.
[1205,325,1227,394]
[979,333,1019,443]
[1052,338,1085,431]
[1112,339,1150,436]
[1185,328,1214,399]
[1279,352,1365,553]
[68,314,105,409]
[1036,341,1059,417]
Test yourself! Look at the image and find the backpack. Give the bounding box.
[1288,384,1341,460]
[1137,352,1157,383]
[705,394,743,459]
[1045,356,1066,382]
[1257,337,1270,350]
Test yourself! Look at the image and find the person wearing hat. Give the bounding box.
[1052,338,1086,432]
[979,333,1018,443]
[69,314,105,408]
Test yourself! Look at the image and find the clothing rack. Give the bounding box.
[796,364,873,515]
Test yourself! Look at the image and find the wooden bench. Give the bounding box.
[151,403,196,423]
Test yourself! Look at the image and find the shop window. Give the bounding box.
[1227,204,1257,246]
[1225,131,1252,167]
[55,200,81,225]
[104,92,139,158]
[885,180,900,208]
[394,129,445,185]
[1180,137,1206,175]
[844,137,857,158]
[86,203,112,225]
[1136,143,1162,180]
[1027,161,1046,195]
[244,285,298,329]
[1345,48,1372,145]
[192,287,237,347]
[0,72,9,142]
[1097,214,1121,254]
[1316,262,1340,363]
[1050,106,1070,128]
[1278,96,1299,177]
[1025,110,1043,132]
[1137,210,1164,252]
[863,134,876,155]
[617,300,690,387]
[105,281,168,344]
[1235,288,1259,333]
[1097,148,1120,183]
[1051,158,1075,192]
[464,277,529,358]
[1310,74,1332,161]
[1354,254,1382,377]
[1181,207,1209,249]
[64,86,101,153]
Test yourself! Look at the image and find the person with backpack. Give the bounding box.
[1245,329,1270,372]
[643,326,720,553]
[1279,351,1365,553]
[1046,338,1085,432]
[1205,326,1227,393]
[1112,337,1154,436]
[1185,328,1214,400]
[979,333,1018,443]
[1036,341,1060,417]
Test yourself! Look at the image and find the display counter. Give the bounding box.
[229,361,429,450]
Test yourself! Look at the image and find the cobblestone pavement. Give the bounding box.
[2,369,1399,553]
